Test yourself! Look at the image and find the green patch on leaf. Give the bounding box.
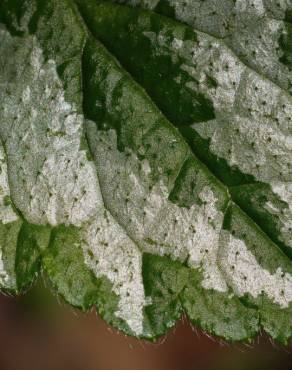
[142,253,188,339]
[181,268,259,342]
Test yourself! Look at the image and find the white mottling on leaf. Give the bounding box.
[193,69,292,248]
[134,0,292,90]
[142,19,292,239]
[86,126,227,292]
[0,29,148,334]
[0,1,291,340]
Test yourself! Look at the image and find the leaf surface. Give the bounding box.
[0,0,291,343]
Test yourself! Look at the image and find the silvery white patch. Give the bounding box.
[268,183,292,247]
[219,231,292,307]
[0,249,9,287]
[0,143,18,224]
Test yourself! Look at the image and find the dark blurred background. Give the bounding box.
[0,281,291,370]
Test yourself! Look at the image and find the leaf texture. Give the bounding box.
[0,0,291,343]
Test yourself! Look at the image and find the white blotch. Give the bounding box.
[0,29,100,227]
[186,187,227,291]
[0,249,9,286]
[195,112,292,185]
[172,38,183,49]
[0,144,18,224]
[219,231,292,307]
[82,210,147,335]
[266,182,292,246]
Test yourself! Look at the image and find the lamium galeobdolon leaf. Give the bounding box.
[0,0,291,343]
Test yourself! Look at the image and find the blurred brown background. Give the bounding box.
[0,282,291,370]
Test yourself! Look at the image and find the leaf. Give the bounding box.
[0,0,291,343]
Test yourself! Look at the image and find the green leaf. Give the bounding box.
[0,0,291,343]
